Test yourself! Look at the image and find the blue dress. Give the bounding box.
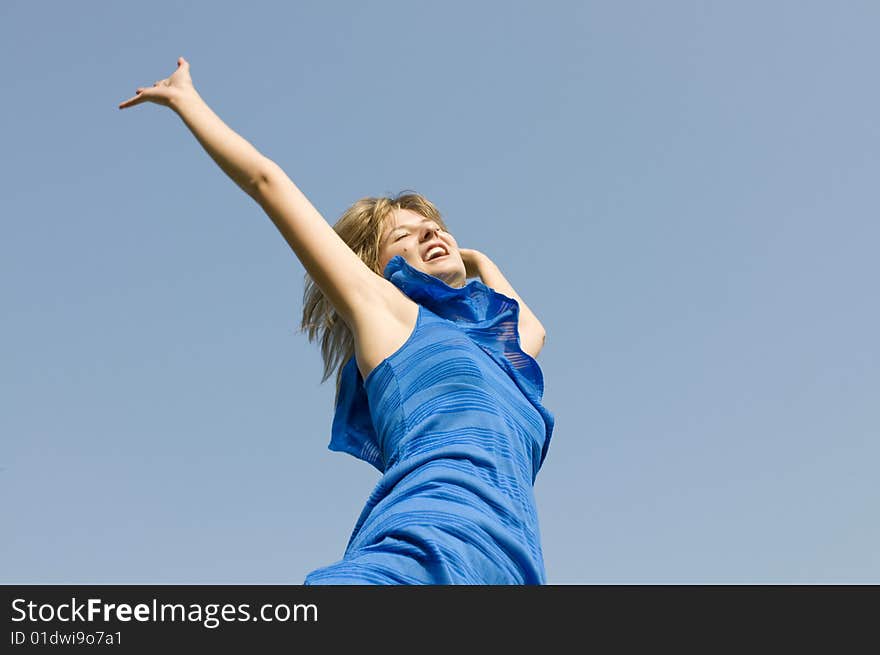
[304,255,555,584]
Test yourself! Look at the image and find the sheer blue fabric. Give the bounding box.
[304,255,555,584]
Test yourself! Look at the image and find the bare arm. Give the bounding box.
[119,57,266,197]
[250,162,390,329]
[461,249,547,359]
[172,91,385,327]
[169,89,267,198]
[119,57,390,329]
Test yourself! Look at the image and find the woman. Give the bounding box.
[119,57,555,584]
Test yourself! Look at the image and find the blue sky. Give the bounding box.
[1,1,878,583]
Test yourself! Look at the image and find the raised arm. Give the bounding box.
[460,249,547,359]
[119,57,387,329]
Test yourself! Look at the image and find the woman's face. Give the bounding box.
[377,208,466,288]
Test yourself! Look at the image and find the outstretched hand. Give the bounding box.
[118,56,196,110]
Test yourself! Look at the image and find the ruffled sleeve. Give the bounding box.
[329,255,554,473]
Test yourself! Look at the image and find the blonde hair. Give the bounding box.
[300,191,450,399]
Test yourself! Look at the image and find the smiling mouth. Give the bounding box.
[424,245,449,262]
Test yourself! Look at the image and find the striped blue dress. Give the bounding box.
[304,255,555,584]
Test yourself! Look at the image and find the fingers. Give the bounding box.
[118,88,148,110]
[118,57,188,110]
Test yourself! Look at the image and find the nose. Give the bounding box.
[421,224,440,241]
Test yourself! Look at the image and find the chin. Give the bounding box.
[422,256,466,288]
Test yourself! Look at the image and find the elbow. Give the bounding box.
[250,158,281,199]
[533,321,547,356]
[520,321,546,359]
